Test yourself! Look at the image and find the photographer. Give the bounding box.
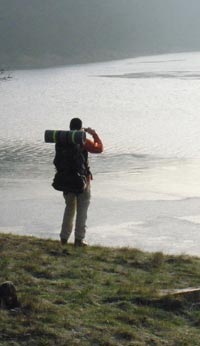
[59,118,103,247]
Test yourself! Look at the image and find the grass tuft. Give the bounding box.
[0,233,200,346]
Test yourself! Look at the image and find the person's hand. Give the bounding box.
[84,127,96,136]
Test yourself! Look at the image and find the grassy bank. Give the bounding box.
[0,233,200,346]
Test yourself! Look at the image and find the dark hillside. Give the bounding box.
[1,0,200,69]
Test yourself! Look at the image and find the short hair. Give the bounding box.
[69,118,82,130]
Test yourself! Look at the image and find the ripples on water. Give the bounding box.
[1,52,200,179]
[0,141,45,162]
[0,138,154,179]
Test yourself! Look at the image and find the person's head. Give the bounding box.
[69,118,82,130]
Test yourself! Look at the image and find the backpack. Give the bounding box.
[52,142,89,194]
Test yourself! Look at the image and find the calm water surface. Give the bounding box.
[1,52,200,255]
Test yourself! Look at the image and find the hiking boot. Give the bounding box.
[74,239,88,247]
[60,238,68,245]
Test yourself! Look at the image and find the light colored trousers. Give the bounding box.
[60,184,91,242]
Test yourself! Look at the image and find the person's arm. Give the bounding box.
[84,128,103,153]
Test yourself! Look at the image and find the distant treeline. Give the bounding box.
[1,0,200,69]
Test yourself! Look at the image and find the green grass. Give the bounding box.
[0,233,200,346]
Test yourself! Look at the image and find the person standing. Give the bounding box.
[58,118,103,247]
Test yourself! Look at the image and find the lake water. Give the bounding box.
[1,52,200,256]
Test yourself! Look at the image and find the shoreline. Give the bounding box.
[1,225,200,259]
[4,49,199,73]
[0,231,200,259]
